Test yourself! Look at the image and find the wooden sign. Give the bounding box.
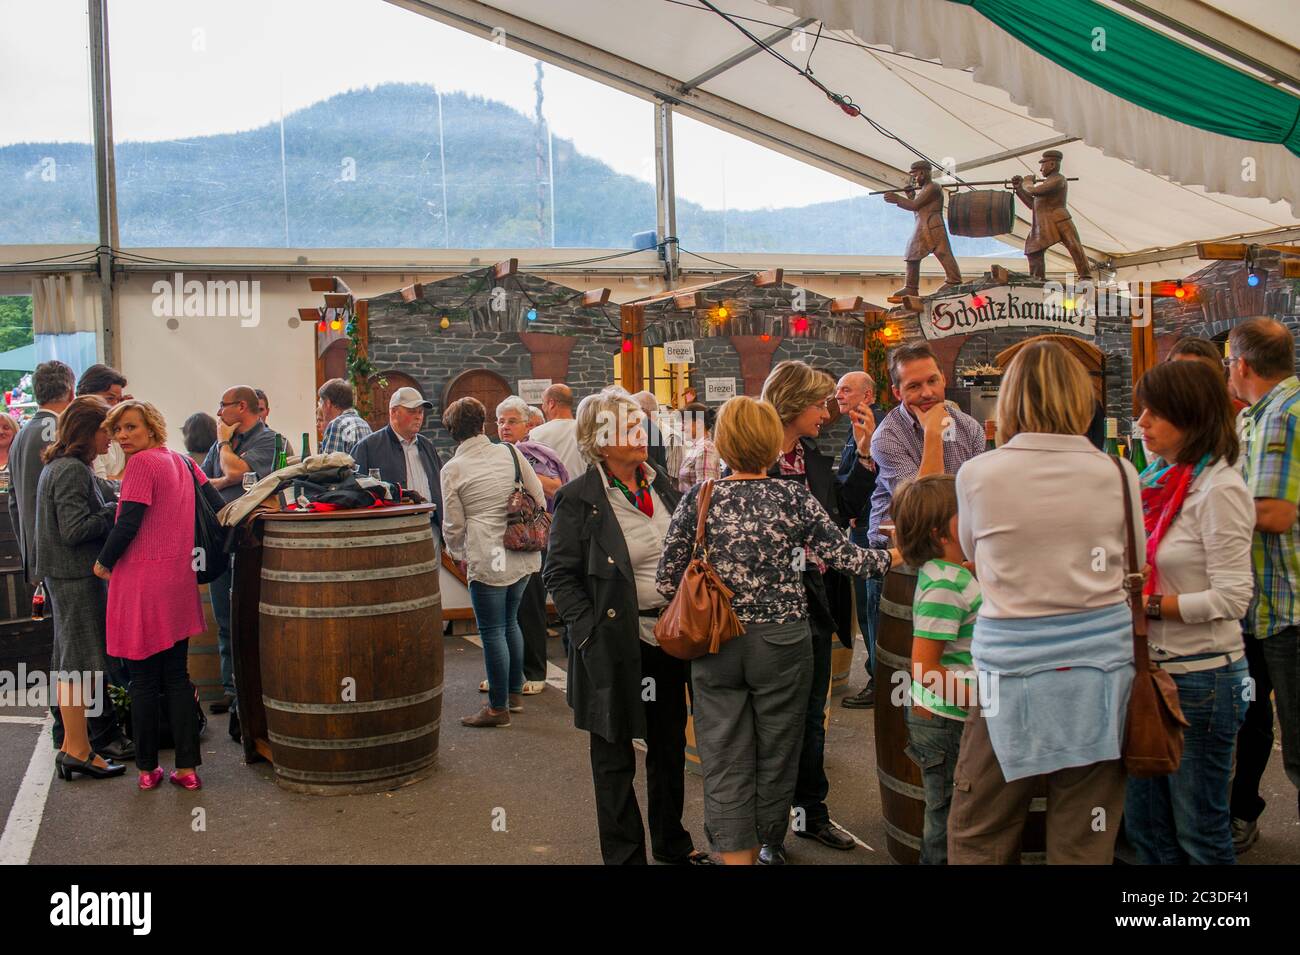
[921,285,1100,341]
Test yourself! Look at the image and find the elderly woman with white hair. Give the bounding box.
[543,387,708,865]
[493,394,570,696]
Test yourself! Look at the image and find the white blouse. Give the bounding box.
[1147,458,1254,664]
[439,435,545,587]
[605,482,670,645]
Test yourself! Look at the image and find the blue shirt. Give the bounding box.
[201,420,280,504]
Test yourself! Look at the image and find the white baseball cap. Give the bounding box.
[389,386,433,410]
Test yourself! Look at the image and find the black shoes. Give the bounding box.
[55,751,126,780]
[796,821,856,851]
[841,681,875,709]
[97,735,135,762]
[758,843,787,865]
[209,695,234,715]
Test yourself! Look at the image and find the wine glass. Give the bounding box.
[368,469,382,481]
[242,472,258,491]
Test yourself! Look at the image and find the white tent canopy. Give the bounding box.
[389,0,1298,277]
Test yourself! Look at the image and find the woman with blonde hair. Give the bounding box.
[753,360,858,859]
[544,387,708,863]
[95,400,222,790]
[948,340,1142,863]
[657,395,896,865]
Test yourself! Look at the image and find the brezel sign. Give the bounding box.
[921,285,1098,341]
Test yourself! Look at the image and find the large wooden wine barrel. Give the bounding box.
[947,189,1015,238]
[258,509,443,795]
[188,585,224,704]
[873,564,1046,863]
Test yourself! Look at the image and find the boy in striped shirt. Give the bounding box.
[892,474,982,864]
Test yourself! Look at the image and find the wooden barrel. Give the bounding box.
[258,510,443,795]
[830,643,854,696]
[873,564,1046,863]
[188,585,224,704]
[947,189,1015,238]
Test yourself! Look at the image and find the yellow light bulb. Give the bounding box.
[439,316,450,330]
[717,307,728,320]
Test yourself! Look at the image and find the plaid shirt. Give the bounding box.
[319,408,373,456]
[677,435,721,492]
[867,401,985,546]
[1241,376,1300,638]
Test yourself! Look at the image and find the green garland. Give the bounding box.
[863,315,894,410]
[346,315,382,416]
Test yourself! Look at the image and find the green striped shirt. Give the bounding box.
[1241,376,1300,638]
[910,559,982,721]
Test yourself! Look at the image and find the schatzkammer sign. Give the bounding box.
[922,285,1098,341]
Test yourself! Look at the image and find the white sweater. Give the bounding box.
[439,435,545,587]
[956,432,1145,619]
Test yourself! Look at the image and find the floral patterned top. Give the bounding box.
[656,477,892,625]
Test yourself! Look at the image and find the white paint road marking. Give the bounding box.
[0,716,48,725]
[0,717,55,865]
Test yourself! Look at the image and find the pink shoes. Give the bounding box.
[138,768,164,790]
[168,770,202,791]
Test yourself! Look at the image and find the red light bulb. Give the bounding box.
[622,339,633,353]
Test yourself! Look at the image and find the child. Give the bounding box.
[892,474,982,865]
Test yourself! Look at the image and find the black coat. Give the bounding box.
[543,464,681,744]
[767,437,855,649]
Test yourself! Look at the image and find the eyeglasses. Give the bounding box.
[1222,357,1239,370]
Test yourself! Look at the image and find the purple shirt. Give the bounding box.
[867,401,985,546]
[514,439,570,513]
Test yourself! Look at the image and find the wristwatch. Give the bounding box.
[1144,594,1163,620]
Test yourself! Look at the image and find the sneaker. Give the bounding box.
[1231,817,1259,855]
[461,706,510,728]
[508,693,523,713]
[521,681,546,695]
[478,680,489,693]
[841,681,875,709]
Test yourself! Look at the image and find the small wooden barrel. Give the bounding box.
[947,189,1015,238]
[258,509,443,795]
[830,643,854,696]
[873,565,1046,863]
[188,585,224,704]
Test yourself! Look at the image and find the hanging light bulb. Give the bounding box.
[439,315,450,330]
[1174,280,1186,299]
[329,313,343,331]
[317,319,327,333]
[970,294,986,309]
[716,306,729,321]
[760,333,771,342]
[1247,269,1262,287]
[526,307,538,321]
[622,338,633,353]
[791,314,809,334]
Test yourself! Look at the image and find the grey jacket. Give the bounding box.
[33,457,117,581]
[8,409,57,583]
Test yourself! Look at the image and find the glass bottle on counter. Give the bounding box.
[301,431,311,460]
[31,581,46,621]
[983,419,997,451]
[1103,418,1121,457]
[273,434,287,472]
[1129,425,1148,472]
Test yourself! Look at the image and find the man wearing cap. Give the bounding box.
[1011,150,1092,280]
[351,386,444,537]
[884,160,963,299]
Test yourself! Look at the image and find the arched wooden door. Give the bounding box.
[444,369,512,440]
[995,333,1105,402]
[367,371,423,432]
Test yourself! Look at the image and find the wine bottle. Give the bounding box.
[983,419,997,451]
[300,431,311,460]
[1103,418,1121,457]
[1129,426,1148,471]
[274,434,287,471]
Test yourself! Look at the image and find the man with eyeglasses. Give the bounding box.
[201,385,280,715]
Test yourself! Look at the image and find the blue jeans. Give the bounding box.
[851,526,880,680]
[468,577,528,712]
[905,706,965,864]
[1125,657,1250,864]
[209,562,235,697]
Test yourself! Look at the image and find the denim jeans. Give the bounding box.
[850,525,880,680]
[905,706,964,864]
[468,577,528,712]
[208,561,235,697]
[1125,656,1250,864]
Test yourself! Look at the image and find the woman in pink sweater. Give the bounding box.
[94,400,224,791]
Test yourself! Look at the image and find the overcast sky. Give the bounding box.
[0,0,872,211]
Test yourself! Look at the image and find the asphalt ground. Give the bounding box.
[2,633,1297,866]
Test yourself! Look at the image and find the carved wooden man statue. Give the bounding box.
[1012,149,1092,280]
[884,160,963,298]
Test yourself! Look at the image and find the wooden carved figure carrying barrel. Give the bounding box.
[947,190,1015,238]
[873,564,1046,863]
[257,508,443,795]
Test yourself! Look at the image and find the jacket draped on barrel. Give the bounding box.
[544,464,681,744]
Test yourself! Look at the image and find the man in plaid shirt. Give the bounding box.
[317,377,373,456]
[1230,318,1300,831]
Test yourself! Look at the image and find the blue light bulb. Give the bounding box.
[526,308,538,321]
[1247,272,1260,287]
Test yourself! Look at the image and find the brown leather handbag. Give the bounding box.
[1112,456,1189,777]
[654,479,746,660]
[502,444,551,552]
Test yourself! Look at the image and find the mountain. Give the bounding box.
[0,82,1004,257]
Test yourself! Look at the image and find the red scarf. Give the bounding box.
[1140,462,1196,596]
